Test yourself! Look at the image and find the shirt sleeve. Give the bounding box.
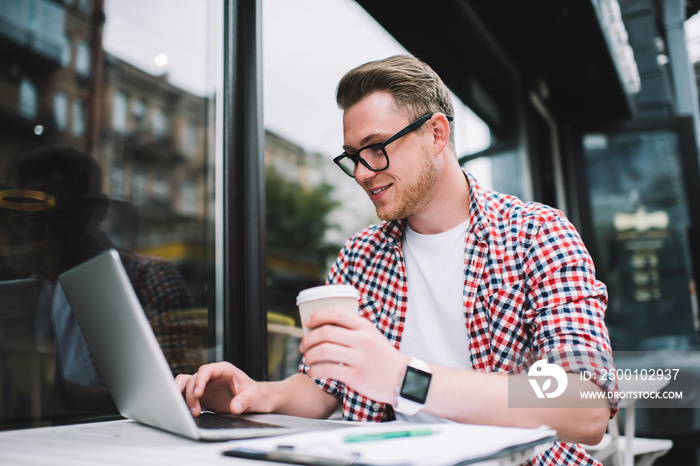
[522,213,619,412]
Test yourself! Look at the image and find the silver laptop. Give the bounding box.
[58,249,333,441]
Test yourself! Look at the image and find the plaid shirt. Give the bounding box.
[302,172,615,466]
[118,249,203,376]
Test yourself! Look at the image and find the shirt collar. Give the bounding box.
[379,169,490,243]
[464,170,490,242]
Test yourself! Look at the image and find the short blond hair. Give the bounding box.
[336,55,455,148]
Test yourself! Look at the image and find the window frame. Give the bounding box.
[222,0,267,380]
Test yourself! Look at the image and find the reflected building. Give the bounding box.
[0,0,213,425]
[263,131,329,322]
[99,52,211,305]
[0,0,102,280]
[263,128,376,327]
[0,0,97,178]
[0,0,212,301]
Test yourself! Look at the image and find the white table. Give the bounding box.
[0,420,244,466]
[0,418,550,466]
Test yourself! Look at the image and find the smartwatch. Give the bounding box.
[394,358,432,415]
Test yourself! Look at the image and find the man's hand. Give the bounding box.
[175,362,266,417]
[299,307,409,405]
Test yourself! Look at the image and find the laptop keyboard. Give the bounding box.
[194,412,285,430]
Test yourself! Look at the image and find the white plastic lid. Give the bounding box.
[296,284,359,305]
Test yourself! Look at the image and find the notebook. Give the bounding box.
[58,248,335,441]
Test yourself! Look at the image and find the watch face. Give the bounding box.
[400,365,432,403]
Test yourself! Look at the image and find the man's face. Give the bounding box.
[342,92,437,222]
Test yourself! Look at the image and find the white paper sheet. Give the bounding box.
[223,422,557,466]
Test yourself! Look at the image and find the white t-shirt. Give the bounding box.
[396,219,470,423]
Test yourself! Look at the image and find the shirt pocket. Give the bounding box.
[486,282,527,317]
[484,282,533,355]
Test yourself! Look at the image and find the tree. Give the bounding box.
[265,166,341,271]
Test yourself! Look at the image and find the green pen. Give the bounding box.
[343,428,435,443]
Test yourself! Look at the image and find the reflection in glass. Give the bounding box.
[75,41,90,76]
[462,147,525,200]
[112,91,127,133]
[19,78,37,119]
[0,0,218,429]
[61,34,71,67]
[71,99,84,137]
[583,128,697,351]
[53,91,69,132]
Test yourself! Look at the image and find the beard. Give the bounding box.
[374,148,438,222]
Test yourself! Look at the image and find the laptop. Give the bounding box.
[58,249,335,441]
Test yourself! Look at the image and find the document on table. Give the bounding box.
[222,422,557,466]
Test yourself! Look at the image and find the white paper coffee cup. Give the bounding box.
[296,284,360,334]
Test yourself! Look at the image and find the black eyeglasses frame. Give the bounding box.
[333,113,453,178]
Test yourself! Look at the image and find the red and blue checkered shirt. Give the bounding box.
[302,172,615,466]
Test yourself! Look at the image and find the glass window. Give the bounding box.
[181,121,198,157]
[132,167,146,206]
[61,34,72,67]
[151,107,166,139]
[131,99,146,126]
[72,99,84,137]
[262,0,489,380]
[110,163,125,199]
[0,0,64,62]
[1,0,24,26]
[180,181,197,216]
[111,91,127,133]
[76,40,90,76]
[26,0,37,31]
[77,0,91,14]
[152,171,170,200]
[34,0,63,41]
[461,147,526,199]
[19,78,37,119]
[0,0,222,430]
[581,125,697,351]
[53,90,69,131]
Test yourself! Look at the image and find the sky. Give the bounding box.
[103,0,210,95]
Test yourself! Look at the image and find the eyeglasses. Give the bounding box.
[333,113,453,178]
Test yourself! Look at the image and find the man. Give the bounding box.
[177,55,615,465]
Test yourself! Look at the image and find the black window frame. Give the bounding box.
[223,0,267,380]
